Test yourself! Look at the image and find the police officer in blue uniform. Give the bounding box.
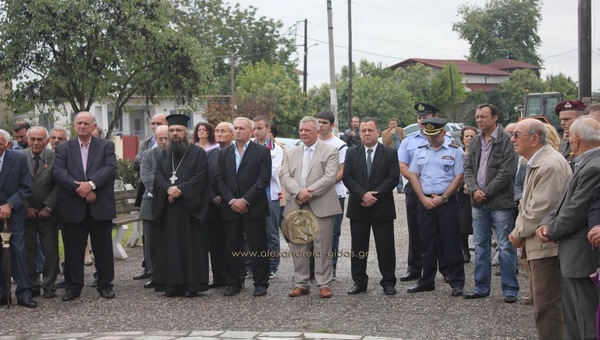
[397,103,453,281]
[405,118,465,296]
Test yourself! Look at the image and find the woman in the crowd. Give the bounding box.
[193,122,218,151]
[458,126,477,263]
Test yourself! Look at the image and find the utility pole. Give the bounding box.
[449,65,456,121]
[303,19,308,112]
[578,0,591,101]
[347,0,353,129]
[326,0,338,126]
[230,49,236,118]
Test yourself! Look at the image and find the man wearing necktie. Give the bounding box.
[343,117,399,296]
[0,129,35,308]
[281,116,341,299]
[23,127,60,300]
[54,112,117,301]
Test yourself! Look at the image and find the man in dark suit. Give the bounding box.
[138,125,169,289]
[54,112,117,301]
[0,129,36,308]
[343,117,399,296]
[23,126,60,299]
[205,122,234,288]
[537,116,600,339]
[215,117,271,297]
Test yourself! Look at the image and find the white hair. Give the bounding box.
[27,126,49,139]
[571,116,600,144]
[0,129,11,143]
[218,122,234,134]
[299,116,319,129]
[234,117,254,129]
[50,126,71,139]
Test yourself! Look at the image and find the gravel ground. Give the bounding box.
[1,193,537,339]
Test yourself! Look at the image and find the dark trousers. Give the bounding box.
[350,216,396,288]
[405,182,448,276]
[0,215,32,299]
[404,183,421,273]
[206,206,226,284]
[62,206,114,293]
[24,219,59,292]
[223,217,269,288]
[416,197,464,288]
[562,276,598,340]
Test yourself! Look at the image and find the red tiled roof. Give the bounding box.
[486,59,541,71]
[465,84,500,92]
[389,58,511,76]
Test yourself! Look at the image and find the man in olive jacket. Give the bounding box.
[463,103,518,303]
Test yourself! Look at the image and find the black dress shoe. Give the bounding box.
[133,271,151,280]
[451,287,464,297]
[463,253,471,263]
[464,292,487,299]
[31,289,41,297]
[164,291,184,297]
[98,287,115,299]
[43,290,57,299]
[184,292,197,298]
[253,285,267,297]
[399,271,421,282]
[406,284,435,293]
[62,291,80,301]
[223,285,242,297]
[92,279,99,288]
[144,280,155,289]
[383,286,397,296]
[504,295,518,303]
[17,297,37,308]
[347,285,367,295]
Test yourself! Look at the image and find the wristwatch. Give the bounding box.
[442,194,449,203]
[89,181,96,190]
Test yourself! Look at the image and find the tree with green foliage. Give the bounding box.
[392,63,434,103]
[545,73,579,99]
[203,61,304,137]
[430,63,467,121]
[453,0,542,66]
[499,69,546,121]
[172,0,297,94]
[0,0,214,138]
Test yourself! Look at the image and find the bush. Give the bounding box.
[117,159,139,188]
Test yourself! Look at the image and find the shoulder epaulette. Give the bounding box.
[449,142,459,148]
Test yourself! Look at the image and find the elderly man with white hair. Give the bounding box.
[509,119,571,339]
[536,116,600,339]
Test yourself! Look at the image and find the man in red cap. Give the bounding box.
[556,100,586,169]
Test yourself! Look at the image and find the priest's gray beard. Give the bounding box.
[168,137,189,156]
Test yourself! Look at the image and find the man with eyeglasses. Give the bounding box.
[509,119,571,338]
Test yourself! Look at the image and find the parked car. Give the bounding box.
[276,137,302,150]
[403,122,466,147]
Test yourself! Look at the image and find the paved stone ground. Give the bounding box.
[1,193,538,339]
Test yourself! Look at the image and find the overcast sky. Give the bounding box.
[232,0,599,92]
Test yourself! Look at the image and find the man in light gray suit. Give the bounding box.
[280,116,342,299]
[139,125,169,289]
[536,116,600,340]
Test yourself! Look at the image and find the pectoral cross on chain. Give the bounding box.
[170,171,178,185]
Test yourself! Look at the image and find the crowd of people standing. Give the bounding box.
[1,100,600,339]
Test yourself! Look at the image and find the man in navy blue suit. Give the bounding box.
[0,128,36,308]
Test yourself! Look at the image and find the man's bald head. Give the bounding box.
[151,113,167,133]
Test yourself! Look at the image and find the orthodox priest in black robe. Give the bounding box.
[152,114,209,297]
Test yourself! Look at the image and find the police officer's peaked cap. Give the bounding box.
[422,117,447,136]
[414,102,439,116]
